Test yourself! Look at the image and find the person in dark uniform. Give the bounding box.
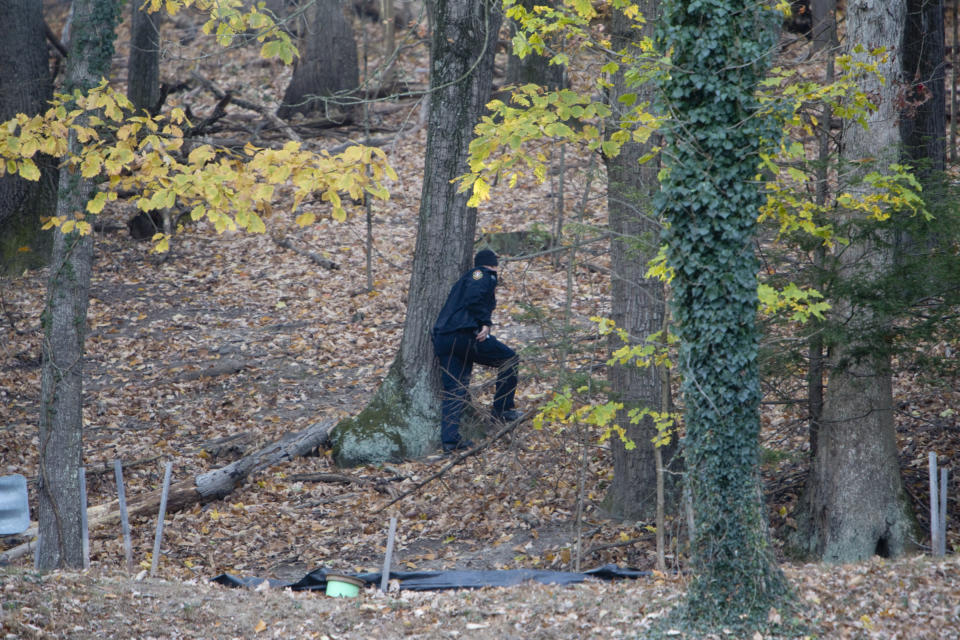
[432,248,520,452]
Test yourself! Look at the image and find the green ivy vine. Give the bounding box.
[654,0,793,631]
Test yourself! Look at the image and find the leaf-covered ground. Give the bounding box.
[2,4,959,638]
[2,554,959,639]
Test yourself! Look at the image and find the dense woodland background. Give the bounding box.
[1,0,959,637]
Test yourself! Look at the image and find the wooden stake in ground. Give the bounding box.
[114,459,133,572]
[150,462,173,577]
[929,453,949,557]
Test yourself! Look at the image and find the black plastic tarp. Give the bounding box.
[212,564,650,592]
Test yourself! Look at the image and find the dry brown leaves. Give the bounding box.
[1,6,959,640]
[2,555,958,638]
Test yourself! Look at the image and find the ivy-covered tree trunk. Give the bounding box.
[0,0,56,274]
[331,0,503,466]
[277,0,360,121]
[36,0,120,570]
[655,0,788,630]
[790,0,919,564]
[601,0,680,522]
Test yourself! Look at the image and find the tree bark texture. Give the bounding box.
[601,0,680,522]
[36,0,120,570]
[792,0,919,563]
[127,0,161,114]
[810,0,838,50]
[504,0,565,91]
[277,0,360,120]
[0,0,56,274]
[900,0,946,176]
[332,0,503,466]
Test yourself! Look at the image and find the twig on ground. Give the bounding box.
[374,408,537,514]
[272,236,340,270]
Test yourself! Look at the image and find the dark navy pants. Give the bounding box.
[432,330,518,446]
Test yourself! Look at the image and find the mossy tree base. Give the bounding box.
[331,355,439,467]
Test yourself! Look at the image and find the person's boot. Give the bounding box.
[442,438,474,453]
[492,409,521,423]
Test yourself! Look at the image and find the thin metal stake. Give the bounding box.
[939,467,949,557]
[930,452,940,556]
[150,462,173,576]
[114,459,134,572]
[380,516,397,593]
[80,466,89,569]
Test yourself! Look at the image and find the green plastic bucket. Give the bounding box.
[325,574,364,598]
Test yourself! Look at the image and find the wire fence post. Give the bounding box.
[380,516,397,593]
[929,452,950,557]
[114,459,134,572]
[938,466,949,556]
[150,462,173,576]
[80,467,89,569]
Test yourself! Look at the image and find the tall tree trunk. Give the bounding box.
[504,0,565,91]
[657,0,788,628]
[36,0,120,570]
[601,0,679,522]
[277,0,360,121]
[791,0,919,563]
[331,0,503,466]
[807,0,836,458]
[0,0,56,275]
[810,0,837,50]
[901,0,946,177]
[127,0,161,114]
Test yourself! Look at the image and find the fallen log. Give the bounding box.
[0,419,335,564]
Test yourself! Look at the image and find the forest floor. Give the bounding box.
[2,4,960,639]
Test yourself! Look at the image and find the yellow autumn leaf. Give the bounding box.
[87,191,109,214]
[61,220,76,234]
[467,177,490,207]
[18,158,40,181]
[151,233,169,253]
[188,145,215,165]
[81,154,102,178]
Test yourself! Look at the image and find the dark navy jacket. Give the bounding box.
[433,267,497,335]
